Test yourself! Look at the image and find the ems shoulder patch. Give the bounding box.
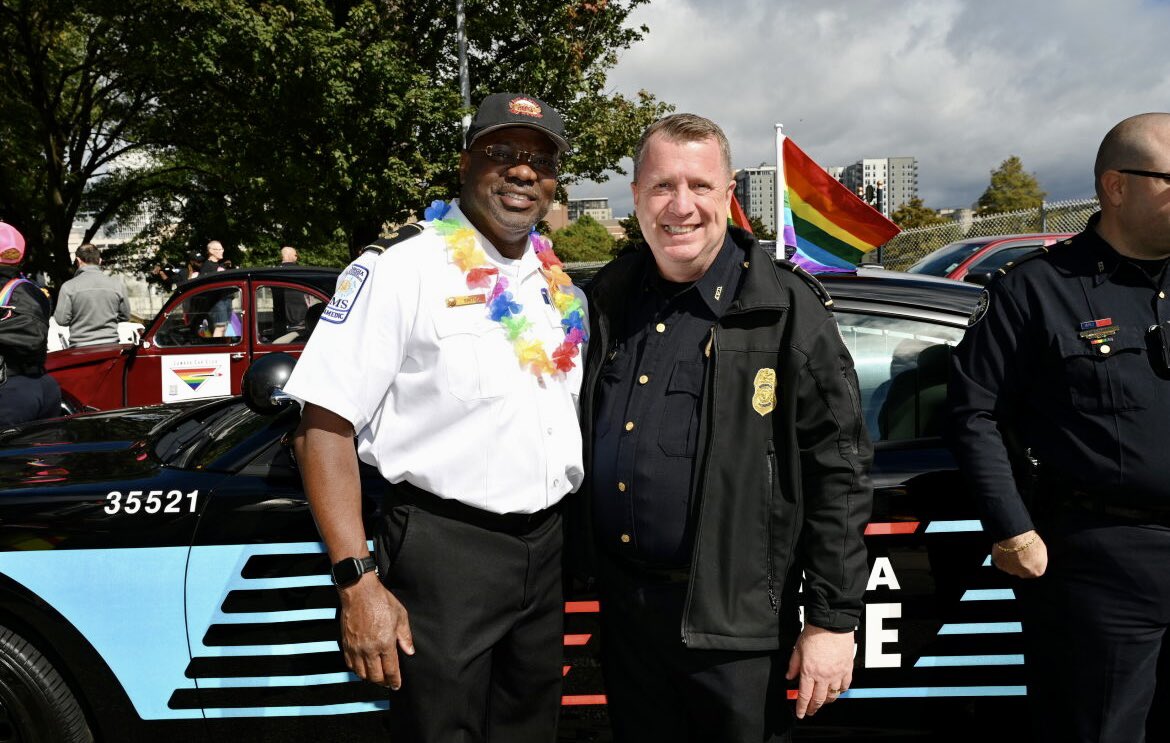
[775,258,833,308]
[360,223,424,256]
[322,263,370,324]
[968,290,990,327]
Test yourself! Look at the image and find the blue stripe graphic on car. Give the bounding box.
[914,655,1025,667]
[960,588,1016,601]
[923,520,983,533]
[937,622,1023,635]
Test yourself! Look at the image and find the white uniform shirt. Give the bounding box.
[284,203,587,514]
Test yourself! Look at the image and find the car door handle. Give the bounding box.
[231,353,246,360]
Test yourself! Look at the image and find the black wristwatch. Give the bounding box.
[330,555,378,588]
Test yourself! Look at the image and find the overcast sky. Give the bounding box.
[574,0,1170,218]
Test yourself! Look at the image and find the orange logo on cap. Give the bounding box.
[0,247,22,263]
[508,97,544,119]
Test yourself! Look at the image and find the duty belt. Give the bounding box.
[1051,489,1170,525]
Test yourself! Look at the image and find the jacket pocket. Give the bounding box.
[1055,327,1152,412]
[658,360,704,457]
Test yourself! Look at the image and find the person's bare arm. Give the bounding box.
[292,403,414,688]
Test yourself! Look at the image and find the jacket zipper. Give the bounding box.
[842,366,862,454]
[766,444,778,613]
[682,325,718,646]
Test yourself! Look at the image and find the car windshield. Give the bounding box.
[906,238,999,277]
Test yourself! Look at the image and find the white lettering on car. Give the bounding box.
[104,490,199,515]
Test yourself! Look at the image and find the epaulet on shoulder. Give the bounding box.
[992,243,1054,279]
[774,258,833,308]
[360,222,425,256]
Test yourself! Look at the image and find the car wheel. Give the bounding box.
[0,624,93,743]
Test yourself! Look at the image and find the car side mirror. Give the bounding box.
[963,271,993,286]
[243,352,297,415]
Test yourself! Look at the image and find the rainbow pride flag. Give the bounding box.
[730,192,753,233]
[779,136,900,273]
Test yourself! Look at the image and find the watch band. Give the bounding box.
[330,555,378,588]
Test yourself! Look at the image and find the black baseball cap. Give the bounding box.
[465,93,569,154]
[187,250,205,263]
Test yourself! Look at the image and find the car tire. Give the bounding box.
[0,624,93,743]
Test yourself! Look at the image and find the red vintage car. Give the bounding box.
[46,266,339,412]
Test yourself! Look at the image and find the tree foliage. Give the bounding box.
[614,212,643,251]
[975,156,1046,216]
[550,214,615,262]
[891,197,948,229]
[0,0,671,285]
[746,215,775,240]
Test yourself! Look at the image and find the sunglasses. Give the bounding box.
[1118,168,1170,185]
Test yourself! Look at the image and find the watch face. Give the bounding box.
[331,558,362,587]
[331,556,375,587]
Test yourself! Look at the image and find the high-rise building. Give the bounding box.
[834,157,918,219]
[734,166,777,235]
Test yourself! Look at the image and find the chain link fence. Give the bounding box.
[878,197,1099,271]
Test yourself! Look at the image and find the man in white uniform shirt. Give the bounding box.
[286,93,587,743]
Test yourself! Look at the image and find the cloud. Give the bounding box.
[577,0,1170,218]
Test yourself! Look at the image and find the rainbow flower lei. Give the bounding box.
[424,200,588,377]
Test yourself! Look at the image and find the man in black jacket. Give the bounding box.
[574,114,873,742]
[0,222,61,426]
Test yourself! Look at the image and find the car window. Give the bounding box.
[834,312,964,442]
[154,287,244,347]
[906,239,997,277]
[255,285,324,345]
[965,245,1043,275]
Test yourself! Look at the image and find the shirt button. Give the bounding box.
[1100,344,1111,355]
[618,481,627,492]
[1161,291,1166,299]
[655,322,666,333]
[620,534,631,544]
[553,478,560,488]
[625,421,635,431]
[638,374,649,384]
[547,427,554,435]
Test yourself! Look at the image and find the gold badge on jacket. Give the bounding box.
[752,368,777,417]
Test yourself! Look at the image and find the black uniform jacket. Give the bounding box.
[949,214,1170,541]
[571,227,873,650]
[0,269,51,374]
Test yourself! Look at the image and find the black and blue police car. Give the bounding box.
[0,270,1031,742]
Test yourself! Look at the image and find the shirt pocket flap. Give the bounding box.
[667,360,705,396]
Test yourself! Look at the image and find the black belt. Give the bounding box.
[1051,490,1170,524]
[601,552,691,584]
[389,481,560,535]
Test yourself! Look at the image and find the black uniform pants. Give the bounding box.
[0,373,60,427]
[376,490,564,743]
[1017,508,1170,743]
[597,556,795,743]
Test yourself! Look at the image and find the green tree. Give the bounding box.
[891,197,948,229]
[975,156,1046,216]
[614,212,643,251]
[550,214,615,262]
[746,215,775,240]
[0,0,671,285]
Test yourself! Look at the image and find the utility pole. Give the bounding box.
[456,0,471,134]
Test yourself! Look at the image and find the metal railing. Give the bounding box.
[879,197,1099,271]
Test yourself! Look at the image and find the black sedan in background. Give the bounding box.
[0,270,1024,742]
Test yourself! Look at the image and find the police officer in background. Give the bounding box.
[0,221,61,426]
[950,112,1170,742]
[286,93,586,743]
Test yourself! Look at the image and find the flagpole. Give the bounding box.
[774,123,788,260]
